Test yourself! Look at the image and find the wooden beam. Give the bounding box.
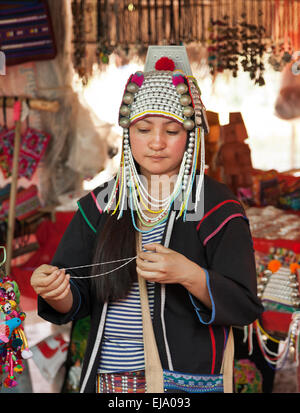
[0,97,59,113]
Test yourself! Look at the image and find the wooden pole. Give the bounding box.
[5,100,23,274]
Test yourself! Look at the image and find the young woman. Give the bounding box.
[31,50,263,393]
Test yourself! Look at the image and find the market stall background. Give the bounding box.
[0,0,299,393]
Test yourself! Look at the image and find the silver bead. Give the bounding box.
[123,93,134,105]
[257,284,265,292]
[120,105,131,117]
[119,117,130,128]
[183,106,195,117]
[176,83,188,95]
[183,119,195,130]
[126,82,139,94]
[180,95,192,106]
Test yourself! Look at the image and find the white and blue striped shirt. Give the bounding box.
[98,221,166,373]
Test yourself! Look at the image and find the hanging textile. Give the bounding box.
[0,0,57,66]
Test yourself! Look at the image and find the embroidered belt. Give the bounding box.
[163,370,224,393]
[97,370,146,393]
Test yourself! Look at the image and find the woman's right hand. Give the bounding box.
[30,264,71,302]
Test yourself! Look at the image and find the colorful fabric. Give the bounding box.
[234,359,263,393]
[163,369,224,393]
[0,0,57,66]
[63,316,91,393]
[97,370,146,393]
[0,127,50,180]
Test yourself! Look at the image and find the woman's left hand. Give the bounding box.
[136,243,212,309]
[136,243,199,285]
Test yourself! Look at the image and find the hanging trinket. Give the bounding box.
[0,247,32,388]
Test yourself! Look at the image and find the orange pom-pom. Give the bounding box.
[155,57,175,71]
[268,259,281,273]
[290,263,300,274]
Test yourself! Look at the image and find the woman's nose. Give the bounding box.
[148,129,166,150]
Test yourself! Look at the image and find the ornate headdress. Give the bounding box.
[105,46,209,231]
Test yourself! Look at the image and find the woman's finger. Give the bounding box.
[45,270,68,291]
[136,257,163,271]
[136,267,160,280]
[42,274,70,300]
[138,251,161,263]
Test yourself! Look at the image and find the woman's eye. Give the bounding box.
[167,130,179,135]
[138,129,150,133]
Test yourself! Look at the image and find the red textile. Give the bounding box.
[11,211,75,311]
[261,311,292,334]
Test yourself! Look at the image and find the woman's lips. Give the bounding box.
[148,155,167,160]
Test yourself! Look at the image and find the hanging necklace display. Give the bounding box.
[255,1,266,86]
[268,0,293,72]
[96,0,111,66]
[226,0,239,78]
[207,0,267,86]
[207,1,217,76]
[72,0,87,82]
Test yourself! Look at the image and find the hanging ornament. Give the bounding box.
[0,247,32,388]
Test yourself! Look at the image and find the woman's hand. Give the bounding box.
[30,264,73,313]
[136,243,211,308]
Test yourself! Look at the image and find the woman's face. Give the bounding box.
[129,116,187,180]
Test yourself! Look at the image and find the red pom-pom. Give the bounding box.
[155,57,175,72]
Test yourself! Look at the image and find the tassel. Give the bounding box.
[4,351,18,388]
[18,328,33,359]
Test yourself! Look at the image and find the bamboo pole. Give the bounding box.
[1,96,59,274]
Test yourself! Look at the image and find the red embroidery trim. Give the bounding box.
[209,325,216,374]
[196,200,241,231]
[203,213,244,246]
[91,191,103,214]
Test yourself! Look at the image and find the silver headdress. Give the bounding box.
[105,46,209,230]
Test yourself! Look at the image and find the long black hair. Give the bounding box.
[90,208,137,302]
[90,126,190,302]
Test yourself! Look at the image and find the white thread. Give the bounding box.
[64,256,137,279]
